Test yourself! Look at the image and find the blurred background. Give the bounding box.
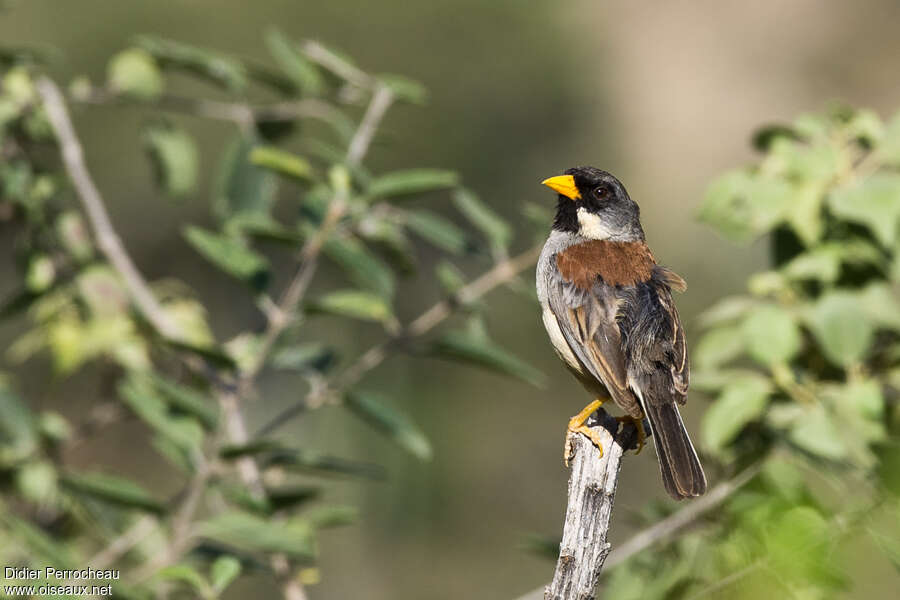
[2,1,900,598]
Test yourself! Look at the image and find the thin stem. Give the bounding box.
[255,242,542,437]
[36,78,179,339]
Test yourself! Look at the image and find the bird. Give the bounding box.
[535,166,706,500]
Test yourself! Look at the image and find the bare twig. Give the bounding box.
[514,462,762,600]
[36,77,179,339]
[544,412,636,600]
[255,242,543,436]
[300,40,374,89]
[89,516,158,569]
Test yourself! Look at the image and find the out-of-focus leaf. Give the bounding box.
[146,373,218,429]
[429,328,546,388]
[740,304,802,366]
[405,209,469,255]
[0,289,40,321]
[271,343,335,372]
[357,217,417,273]
[702,376,772,452]
[249,146,313,181]
[163,338,237,371]
[119,373,204,453]
[783,181,825,246]
[367,169,458,198]
[699,171,792,243]
[435,260,466,295]
[805,291,873,367]
[263,28,322,95]
[452,188,511,251]
[221,441,387,480]
[56,211,93,261]
[224,212,303,244]
[25,254,54,292]
[765,506,839,586]
[210,556,242,595]
[183,226,269,290]
[789,405,847,461]
[17,461,58,506]
[751,123,798,151]
[377,74,427,104]
[156,565,210,596]
[213,136,278,219]
[828,173,900,247]
[693,325,743,369]
[61,471,165,514]
[143,122,198,197]
[135,35,247,91]
[107,48,164,100]
[345,390,432,460]
[858,283,900,331]
[76,266,128,317]
[3,515,76,567]
[198,511,315,559]
[266,486,321,512]
[303,506,358,531]
[307,289,392,323]
[323,234,395,299]
[697,296,756,326]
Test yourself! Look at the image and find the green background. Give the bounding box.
[2,1,899,598]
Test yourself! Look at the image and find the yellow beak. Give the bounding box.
[541,174,581,200]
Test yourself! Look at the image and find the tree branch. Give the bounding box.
[515,461,762,600]
[255,242,543,437]
[35,77,179,339]
[544,411,636,600]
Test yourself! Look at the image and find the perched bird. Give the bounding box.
[536,166,706,500]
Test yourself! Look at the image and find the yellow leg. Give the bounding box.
[564,398,607,466]
[615,415,647,454]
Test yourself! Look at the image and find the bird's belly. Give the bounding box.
[541,305,582,373]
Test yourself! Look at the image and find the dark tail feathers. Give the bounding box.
[644,401,707,500]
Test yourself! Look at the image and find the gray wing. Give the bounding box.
[545,268,642,417]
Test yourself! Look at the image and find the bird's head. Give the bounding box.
[542,166,644,241]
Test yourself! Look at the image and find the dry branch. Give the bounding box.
[544,411,637,600]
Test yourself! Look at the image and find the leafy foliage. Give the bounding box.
[0,30,541,599]
[607,107,900,599]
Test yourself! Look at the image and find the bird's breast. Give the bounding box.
[556,240,656,289]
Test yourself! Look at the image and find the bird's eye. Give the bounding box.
[593,186,606,199]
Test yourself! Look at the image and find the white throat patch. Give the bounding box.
[576,207,619,240]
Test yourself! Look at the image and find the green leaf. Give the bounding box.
[697,295,756,326]
[156,565,211,597]
[702,376,772,451]
[221,441,386,480]
[783,181,825,245]
[135,35,247,91]
[789,405,847,460]
[210,556,242,595]
[119,373,204,453]
[435,260,466,295]
[143,122,198,197]
[344,390,432,460]
[271,343,335,372]
[377,74,427,105]
[452,188,511,251]
[25,254,54,293]
[699,171,792,243]
[828,173,900,247]
[184,226,269,289]
[323,234,395,299]
[249,146,313,181]
[163,338,237,371]
[405,209,469,255]
[213,137,278,219]
[879,109,900,167]
[367,169,458,198]
[61,471,165,514]
[304,504,359,529]
[0,383,37,461]
[765,506,837,585]
[307,289,392,323]
[429,329,547,387]
[198,511,315,559]
[805,291,873,367]
[263,28,322,95]
[3,515,77,567]
[146,373,218,429]
[740,304,802,366]
[858,282,900,331]
[107,48,163,100]
[693,325,743,369]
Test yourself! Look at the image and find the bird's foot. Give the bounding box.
[615,415,647,454]
[564,398,606,466]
